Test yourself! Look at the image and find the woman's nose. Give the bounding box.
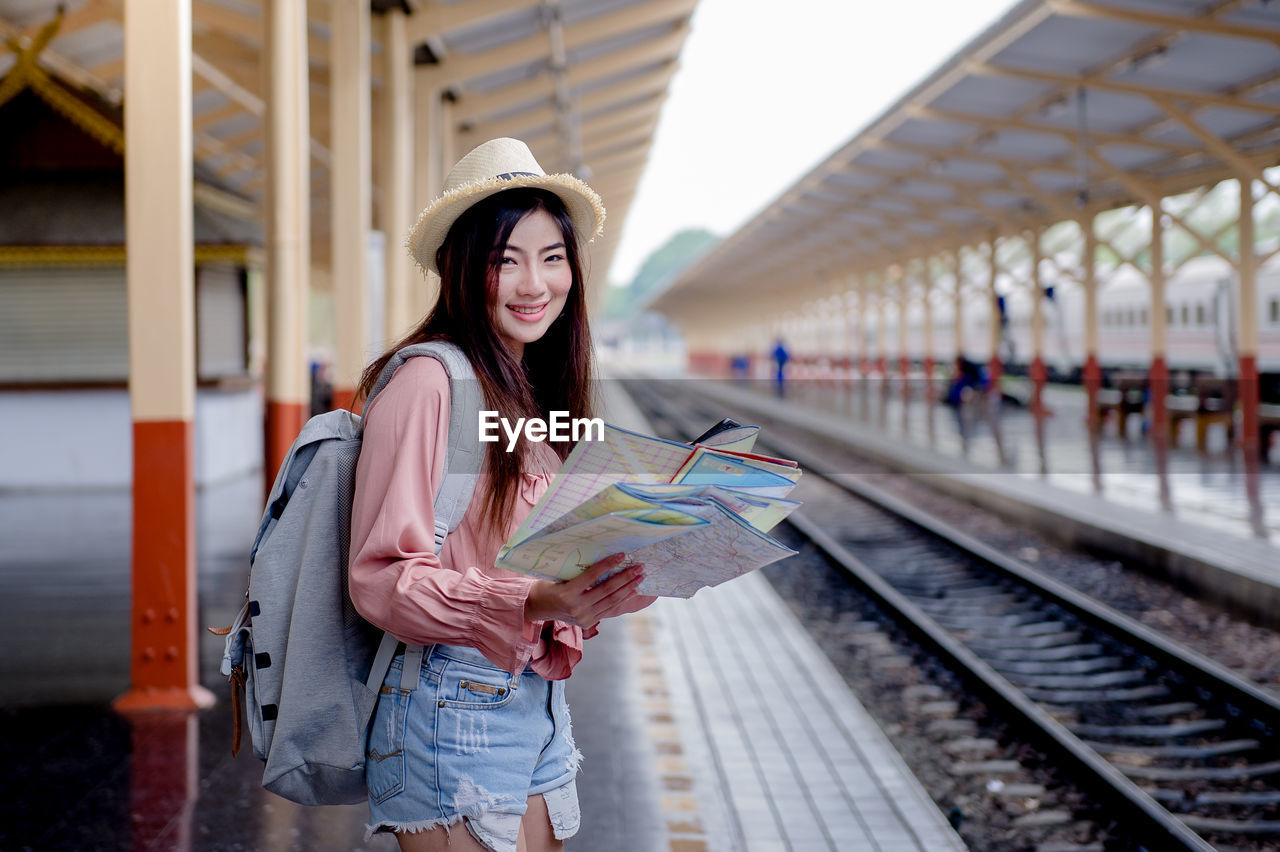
[515,265,547,295]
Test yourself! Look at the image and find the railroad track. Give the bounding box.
[623,378,1280,852]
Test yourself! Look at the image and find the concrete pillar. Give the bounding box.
[1149,203,1169,439]
[1029,228,1046,417]
[117,0,212,712]
[921,259,935,394]
[330,0,371,413]
[1081,215,1101,432]
[413,72,444,321]
[1239,178,1260,457]
[987,237,1003,389]
[381,8,414,343]
[264,0,311,480]
[952,249,964,359]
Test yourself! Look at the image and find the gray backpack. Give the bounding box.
[216,341,483,806]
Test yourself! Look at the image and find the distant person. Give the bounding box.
[772,339,790,397]
[350,138,655,852]
[944,356,987,407]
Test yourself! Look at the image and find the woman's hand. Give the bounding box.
[524,553,657,633]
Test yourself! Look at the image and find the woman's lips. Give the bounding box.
[507,302,548,322]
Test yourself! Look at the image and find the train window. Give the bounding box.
[1195,304,1205,325]
[1140,308,1148,325]
[1127,308,1136,326]
[1271,298,1279,324]
[1181,304,1190,325]
[1167,306,1174,324]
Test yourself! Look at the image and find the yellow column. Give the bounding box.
[330,0,371,412]
[1149,203,1170,437]
[265,0,311,479]
[381,8,414,342]
[952,249,965,359]
[1081,215,1101,430]
[1029,228,1047,416]
[988,237,1003,386]
[413,71,444,320]
[117,0,212,712]
[1239,178,1260,455]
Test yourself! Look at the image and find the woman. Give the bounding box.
[349,138,654,851]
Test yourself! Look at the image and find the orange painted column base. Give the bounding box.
[1030,356,1047,418]
[987,356,1004,398]
[1240,354,1259,457]
[115,420,215,714]
[1149,355,1169,444]
[332,386,361,415]
[1083,353,1101,432]
[265,399,307,490]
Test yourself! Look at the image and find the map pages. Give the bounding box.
[495,421,802,598]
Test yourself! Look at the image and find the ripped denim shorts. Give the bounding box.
[365,644,582,852]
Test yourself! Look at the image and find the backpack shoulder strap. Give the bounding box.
[361,341,486,694]
[363,340,483,551]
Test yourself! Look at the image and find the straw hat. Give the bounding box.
[407,137,606,276]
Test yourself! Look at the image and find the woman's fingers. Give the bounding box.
[568,552,629,591]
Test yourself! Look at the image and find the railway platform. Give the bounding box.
[670,373,1280,629]
[0,380,965,852]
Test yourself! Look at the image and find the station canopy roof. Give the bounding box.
[0,0,698,282]
[655,0,1280,317]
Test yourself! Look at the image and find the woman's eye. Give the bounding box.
[501,255,517,265]
[544,253,565,263]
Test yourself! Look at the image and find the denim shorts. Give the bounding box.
[365,644,582,851]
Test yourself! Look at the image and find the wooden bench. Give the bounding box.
[1261,403,1280,464]
[1096,373,1148,437]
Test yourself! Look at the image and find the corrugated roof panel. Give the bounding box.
[53,20,121,69]
[465,57,549,95]
[851,148,927,172]
[931,75,1057,118]
[937,159,1007,183]
[980,128,1073,160]
[896,179,956,202]
[884,117,976,148]
[569,19,676,64]
[1034,89,1165,134]
[824,171,887,190]
[992,14,1156,75]
[562,0,648,26]
[1117,33,1279,94]
[443,8,541,56]
[1093,142,1169,170]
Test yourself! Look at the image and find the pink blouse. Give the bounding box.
[348,356,583,679]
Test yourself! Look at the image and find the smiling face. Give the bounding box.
[489,207,574,357]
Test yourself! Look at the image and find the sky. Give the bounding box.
[607,0,1020,286]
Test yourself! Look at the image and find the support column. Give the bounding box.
[987,237,1003,390]
[381,8,413,343]
[265,0,311,481]
[895,266,911,401]
[1239,178,1260,458]
[1029,228,1047,418]
[414,72,444,320]
[330,0,371,413]
[1149,203,1169,441]
[952,249,965,359]
[117,0,212,712]
[921,259,935,399]
[1081,215,1101,432]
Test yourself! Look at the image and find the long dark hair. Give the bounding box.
[357,188,595,536]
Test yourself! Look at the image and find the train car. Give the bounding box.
[901,253,1280,399]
